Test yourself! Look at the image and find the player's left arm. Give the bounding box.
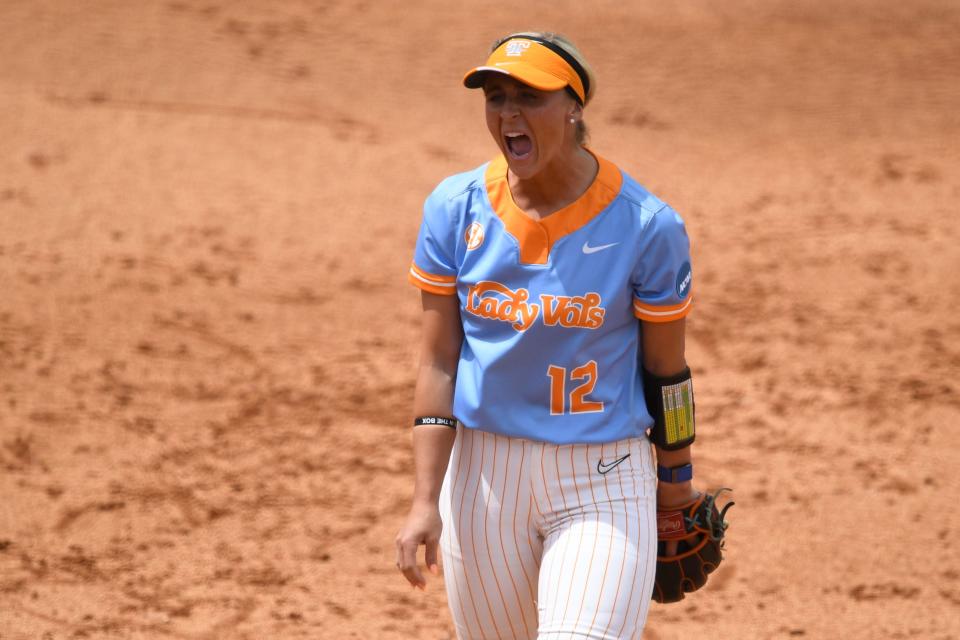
[642,317,697,509]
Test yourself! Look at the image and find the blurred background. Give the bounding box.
[0,1,958,638]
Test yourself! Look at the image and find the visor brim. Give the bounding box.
[463,64,569,93]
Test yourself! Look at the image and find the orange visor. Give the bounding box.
[463,37,587,104]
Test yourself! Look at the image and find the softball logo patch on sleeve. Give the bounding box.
[675,262,692,299]
[465,222,485,251]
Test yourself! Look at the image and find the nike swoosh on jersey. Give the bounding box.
[597,453,631,474]
[582,241,619,254]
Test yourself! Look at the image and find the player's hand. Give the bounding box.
[395,501,443,590]
[657,482,699,556]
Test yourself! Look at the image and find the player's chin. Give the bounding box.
[504,149,539,178]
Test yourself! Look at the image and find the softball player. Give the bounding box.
[396,32,701,639]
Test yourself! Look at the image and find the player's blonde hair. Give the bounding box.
[490,31,597,145]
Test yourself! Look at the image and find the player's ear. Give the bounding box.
[568,101,584,122]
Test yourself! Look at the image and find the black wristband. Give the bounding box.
[413,416,457,429]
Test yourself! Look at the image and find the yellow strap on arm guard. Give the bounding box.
[643,367,695,450]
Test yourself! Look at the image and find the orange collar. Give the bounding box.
[484,152,623,264]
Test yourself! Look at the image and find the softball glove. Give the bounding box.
[652,489,733,604]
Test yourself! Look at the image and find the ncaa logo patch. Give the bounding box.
[465,222,485,251]
[676,261,692,299]
[505,40,531,57]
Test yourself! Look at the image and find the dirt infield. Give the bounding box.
[1,1,958,638]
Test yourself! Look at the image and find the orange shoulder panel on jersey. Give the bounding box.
[633,294,694,323]
[409,262,457,296]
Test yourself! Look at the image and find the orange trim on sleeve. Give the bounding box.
[408,263,457,296]
[484,151,623,265]
[410,263,456,283]
[633,295,693,323]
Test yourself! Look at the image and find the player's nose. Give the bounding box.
[499,96,521,118]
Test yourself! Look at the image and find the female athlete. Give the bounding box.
[396,31,702,639]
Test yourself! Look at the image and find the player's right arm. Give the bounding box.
[395,290,463,590]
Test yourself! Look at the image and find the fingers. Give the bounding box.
[665,539,679,557]
[425,537,440,576]
[395,534,426,590]
[395,508,442,589]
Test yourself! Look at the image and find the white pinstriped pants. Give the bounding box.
[439,425,658,640]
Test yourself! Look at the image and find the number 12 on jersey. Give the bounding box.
[547,360,605,415]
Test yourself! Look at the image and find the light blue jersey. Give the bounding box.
[409,153,693,445]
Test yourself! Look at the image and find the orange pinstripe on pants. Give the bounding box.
[439,426,657,639]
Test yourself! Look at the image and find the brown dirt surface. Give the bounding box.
[1,1,959,638]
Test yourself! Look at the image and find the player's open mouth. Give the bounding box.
[504,132,533,160]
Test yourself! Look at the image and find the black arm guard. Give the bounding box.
[643,367,696,450]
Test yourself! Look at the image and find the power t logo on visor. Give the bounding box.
[505,40,531,56]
